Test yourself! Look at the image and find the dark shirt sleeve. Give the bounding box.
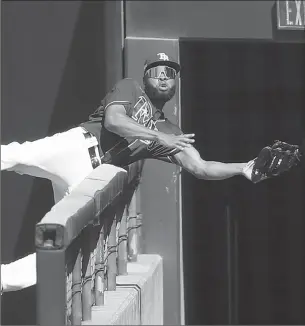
[103,78,139,116]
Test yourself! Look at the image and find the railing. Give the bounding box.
[35,161,144,326]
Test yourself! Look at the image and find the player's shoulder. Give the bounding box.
[113,78,143,92]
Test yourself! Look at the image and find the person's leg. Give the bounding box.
[1,253,36,292]
[1,127,95,202]
[1,127,96,292]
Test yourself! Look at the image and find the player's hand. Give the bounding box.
[157,133,195,151]
[242,140,302,183]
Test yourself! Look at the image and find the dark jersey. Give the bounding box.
[81,78,182,167]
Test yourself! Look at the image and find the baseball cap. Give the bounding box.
[144,52,181,74]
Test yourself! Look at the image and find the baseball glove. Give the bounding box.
[245,140,302,183]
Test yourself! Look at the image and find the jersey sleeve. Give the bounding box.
[102,78,140,117]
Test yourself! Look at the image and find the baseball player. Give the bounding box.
[1,52,302,293]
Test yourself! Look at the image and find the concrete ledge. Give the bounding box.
[82,288,140,325]
[82,254,163,325]
[36,164,127,249]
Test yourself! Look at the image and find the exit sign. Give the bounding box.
[277,0,305,29]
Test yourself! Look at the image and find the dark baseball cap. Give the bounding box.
[144,52,181,74]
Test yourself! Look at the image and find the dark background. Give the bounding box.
[180,39,305,325]
[124,2,283,324]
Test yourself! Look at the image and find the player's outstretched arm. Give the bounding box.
[173,145,252,181]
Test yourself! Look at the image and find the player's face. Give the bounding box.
[143,65,177,102]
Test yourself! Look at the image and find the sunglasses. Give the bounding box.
[145,66,177,80]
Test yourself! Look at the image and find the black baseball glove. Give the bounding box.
[244,140,303,183]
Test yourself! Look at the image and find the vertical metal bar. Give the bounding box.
[136,185,143,255]
[135,183,142,215]
[66,267,72,325]
[118,206,128,275]
[71,249,82,325]
[136,213,143,255]
[37,249,66,326]
[127,190,138,262]
[107,211,117,291]
[95,224,105,306]
[81,227,93,321]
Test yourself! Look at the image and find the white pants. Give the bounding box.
[1,127,97,292]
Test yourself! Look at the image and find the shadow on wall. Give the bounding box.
[46,2,108,135]
[2,2,109,324]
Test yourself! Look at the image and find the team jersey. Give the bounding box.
[80,78,182,167]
